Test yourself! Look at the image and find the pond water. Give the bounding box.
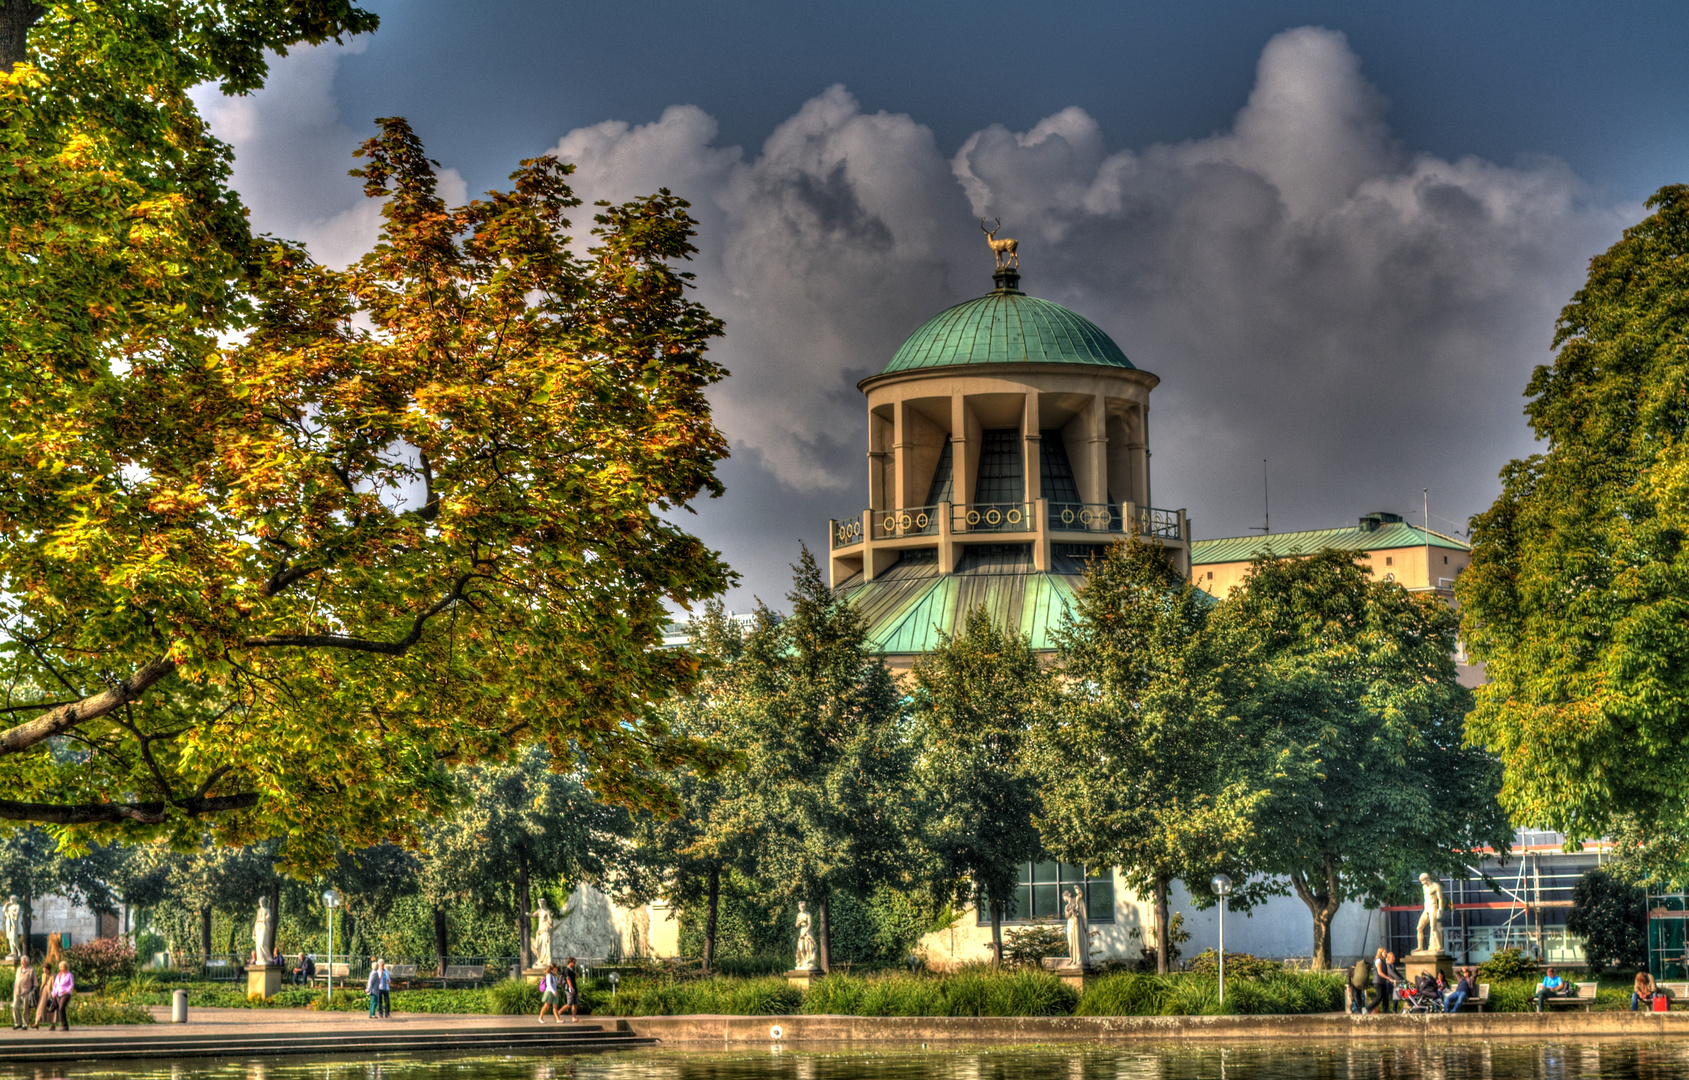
[7,1045,1689,1080]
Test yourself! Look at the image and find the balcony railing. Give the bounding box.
[956,502,1031,533]
[1136,507,1183,540]
[833,516,864,549]
[873,505,940,541]
[1048,503,1122,533]
[832,502,1187,548]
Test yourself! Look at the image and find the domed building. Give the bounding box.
[828,260,1189,661]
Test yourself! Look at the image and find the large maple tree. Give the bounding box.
[0,4,735,863]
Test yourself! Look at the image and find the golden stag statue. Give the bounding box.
[981,218,1018,270]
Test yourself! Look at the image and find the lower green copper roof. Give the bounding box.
[836,547,1084,653]
[884,286,1133,374]
[1191,521,1470,565]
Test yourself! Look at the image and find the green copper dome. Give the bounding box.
[884,275,1133,374]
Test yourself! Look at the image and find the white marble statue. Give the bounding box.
[252,896,271,963]
[1416,873,1447,953]
[529,899,554,965]
[1063,886,1090,967]
[3,895,20,959]
[793,901,817,972]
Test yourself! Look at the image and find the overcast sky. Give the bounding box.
[193,1,1689,609]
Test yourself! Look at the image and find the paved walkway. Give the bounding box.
[6,1005,571,1037]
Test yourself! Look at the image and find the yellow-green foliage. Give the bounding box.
[1076,971,1343,1016]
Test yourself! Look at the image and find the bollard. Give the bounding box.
[172,988,188,1023]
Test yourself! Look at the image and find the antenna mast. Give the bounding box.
[1251,460,1269,533]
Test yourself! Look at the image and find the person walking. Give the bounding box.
[10,952,35,1029]
[562,957,580,1022]
[376,960,391,1019]
[35,937,63,1028]
[1347,957,1371,1014]
[365,961,382,1019]
[41,961,73,1031]
[538,964,561,1024]
[1371,948,1396,1014]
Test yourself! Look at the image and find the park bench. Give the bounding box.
[1655,981,1689,1008]
[1537,981,1597,1012]
[386,964,418,989]
[441,964,486,987]
[309,962,351,987]
[1452,983,1490,1012]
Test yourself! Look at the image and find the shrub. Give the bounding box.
[1002,923,1068,968]
[67,937,139,988]
[307,989,367,1011]
[1485,979,1539,1013]
[1477,948,1539,982]
[0,967,12,1001]
[1186,950,1285,980]
[68,996,154,1025]
[1074,972,1169,1016]
[1162,975,1222,1016]
[941,967,1077,1016]
[391,989,488,1014]
[487,978,543,1015]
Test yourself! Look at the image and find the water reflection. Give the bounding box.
[8,1045,1689,1080]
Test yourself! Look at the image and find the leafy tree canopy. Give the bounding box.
[1461,186,1689,847]
[717,548,915,969]
[1214,549,1514,968]
[2,0,735,862]
[909,605,1050,962]
[1566,867,1648,977]
[1036,538,1259,973]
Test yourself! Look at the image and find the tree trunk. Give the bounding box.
[199,907,212,966]
[265,882,282,956]
[0,1,44,72]
[989,898,1004,968]
[816,892,831,974]
[19,892,29,956]
[433,905,449,976]
[516,848,531,970]
[702,864,720,974]
[1153,874,1171,975]
[1289,858,1342,970]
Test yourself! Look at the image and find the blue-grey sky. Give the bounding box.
[199,1,1688,607]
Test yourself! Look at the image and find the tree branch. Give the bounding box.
[0,656,177,756]
[242,574,474,655]
[0,792,259,825]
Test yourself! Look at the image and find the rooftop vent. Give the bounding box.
[1358,511,1404,532]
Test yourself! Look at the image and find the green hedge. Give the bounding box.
[1075,971,1343,1017]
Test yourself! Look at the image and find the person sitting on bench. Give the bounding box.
[1535,967,1575,1011]
[293,953,316,986]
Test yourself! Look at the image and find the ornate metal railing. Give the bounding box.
[1048,503,1123,533]
[832,515,865,548]
[956,502,1032,533]
[872,505,939,541]
[1136,507,1184,540]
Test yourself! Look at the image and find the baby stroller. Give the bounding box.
[1401,972,1448,1014]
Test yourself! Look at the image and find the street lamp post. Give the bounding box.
[1211,875,1233,1005]
[322,889,341,996]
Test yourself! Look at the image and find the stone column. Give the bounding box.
[1083,395,1108,506]
[1021,391,1042,504]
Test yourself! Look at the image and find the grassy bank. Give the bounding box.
[38,968,1653,1021]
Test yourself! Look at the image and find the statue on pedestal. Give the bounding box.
[252,896,272,963]
[793,902,817,971]
[1063,886,1091,968]
[1416,873,1447,953]
[3,895,20,959]
[529,899,555,966]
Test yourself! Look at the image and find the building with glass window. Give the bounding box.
[827,262,1190,666]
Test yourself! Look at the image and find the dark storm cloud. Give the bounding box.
[199,27,1633,605]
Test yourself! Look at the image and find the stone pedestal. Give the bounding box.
[785,968,820,990]
[1041,957,1095,995]
[522,966,549,986]
[246,962,283,1000]
[1401,950,1455,985]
